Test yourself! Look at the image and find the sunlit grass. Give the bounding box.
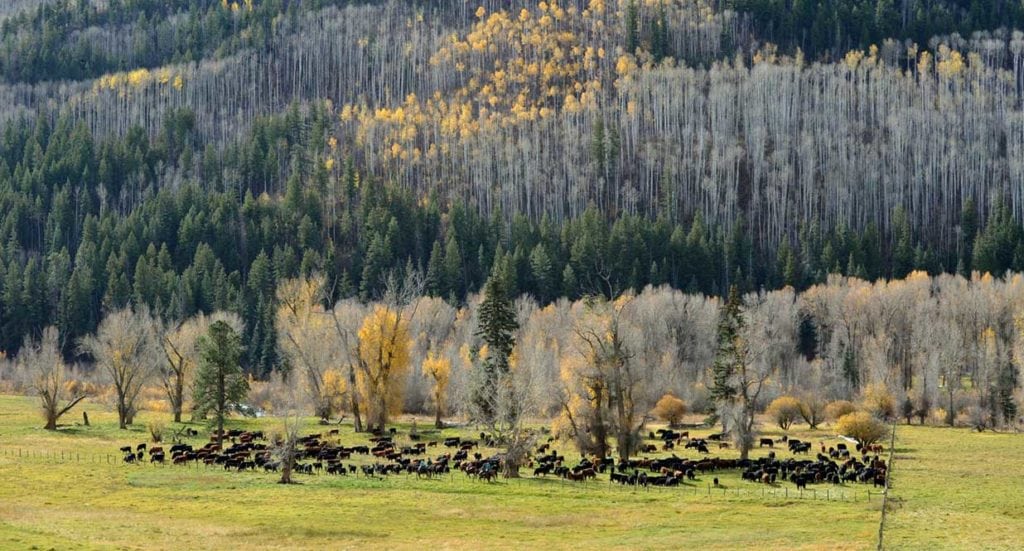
[2,395,1018,549]
[884,425,1024,550]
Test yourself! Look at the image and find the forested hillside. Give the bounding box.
[1,0,1024,374]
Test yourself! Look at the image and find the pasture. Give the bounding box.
[0,395,1018,550]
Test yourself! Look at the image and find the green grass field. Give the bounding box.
[0,395,1019,550]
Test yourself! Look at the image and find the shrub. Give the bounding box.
[912,388,931,425]
[147,420,165,443]
[766,396,802,430]
[798,393,826,429]
[834,411,888,447]
[652,394,687,426]
[825,400,857,421]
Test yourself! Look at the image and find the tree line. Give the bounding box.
[4,271,1020,464]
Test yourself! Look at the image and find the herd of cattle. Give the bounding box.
[118,426,887,491]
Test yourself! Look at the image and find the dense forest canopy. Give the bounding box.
[0,0,1022,381]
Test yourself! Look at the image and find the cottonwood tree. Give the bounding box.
[325,298,368,432]
[558,296,641,462]
[194,320,249,445]
[405,296,458,415]
[486,346,540,479]
[356,272,421,431]
[936,319,968,426]
[79,307,159,429]
[422,350,452,429]
[278,276,347,421]
[22,327,86,430]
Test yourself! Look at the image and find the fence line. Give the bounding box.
[877,423,899,550]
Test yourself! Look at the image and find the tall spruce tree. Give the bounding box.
[471,274,519,427]
[711,285,744,433]
[194,320,248,446]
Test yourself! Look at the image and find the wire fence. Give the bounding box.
[0,445,885,503]
[877,423,899,550]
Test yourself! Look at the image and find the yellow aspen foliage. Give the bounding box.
[127,69,151,87]
[321,369,348,410]
[357,306,411,428]
[423,352,452,426]
[936,47,965,78]
[918,50,932,74]
[615,54,636,77]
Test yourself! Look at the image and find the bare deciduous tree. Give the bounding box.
[22,327,86,430]
[80,308,160,429]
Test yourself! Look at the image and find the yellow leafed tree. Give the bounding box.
[423,351,452,428]
[358,305,411,430]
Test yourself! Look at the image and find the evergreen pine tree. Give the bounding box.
[471,275,519,427]
[711,286,744,432]
[193,320,249,446]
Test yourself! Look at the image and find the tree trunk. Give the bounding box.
[435,405,443,429]
[280,457,293,484]
[377,394,388,431]
[348,365,363,432]
[173,375,184,423]
[946,390,955,426]
[45,415,57,431]
[118,397,128,429]
[217,370,226,446]
[738,408,755,461]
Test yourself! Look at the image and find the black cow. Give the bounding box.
[759,438,774,448]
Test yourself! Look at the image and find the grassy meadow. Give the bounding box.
[0,395,1019,550]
